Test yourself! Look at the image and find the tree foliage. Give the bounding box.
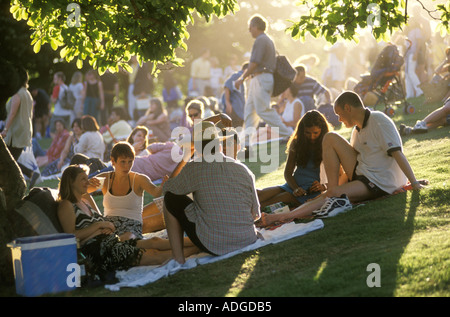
[9,0,449,76]
[287,0,450,44]
[10,0,239,74]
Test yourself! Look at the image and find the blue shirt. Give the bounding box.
[221,70,245,119]
[250,33,276,73]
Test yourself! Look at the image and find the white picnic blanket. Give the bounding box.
[105,219,324,291]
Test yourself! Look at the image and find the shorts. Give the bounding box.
[352,163,389,199]
[164,192,216,255]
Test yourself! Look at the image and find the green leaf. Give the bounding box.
[60,46,69,58]
[76,58,83,69]
[33,40,41,53]
[122,63,133,73]
[50,39,58,51]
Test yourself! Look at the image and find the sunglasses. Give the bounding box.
[189,112,200,119]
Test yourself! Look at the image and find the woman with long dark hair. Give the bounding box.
[257,110,332,209]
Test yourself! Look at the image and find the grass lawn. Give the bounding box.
[3,96,449,298]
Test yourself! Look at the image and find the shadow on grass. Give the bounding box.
[232,190,420,297]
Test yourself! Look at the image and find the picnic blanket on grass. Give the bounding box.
[104,219,324,291]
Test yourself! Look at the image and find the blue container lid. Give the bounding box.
[12,233,75,244]
[7,233,76,250]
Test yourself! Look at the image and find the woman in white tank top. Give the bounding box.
[88,142,168,239]
[281,84,304,128]
[103,172,144,238]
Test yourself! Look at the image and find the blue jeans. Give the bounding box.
[84,96,100,120]
[32,138,46,157]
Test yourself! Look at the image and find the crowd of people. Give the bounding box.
[1,11,448,278]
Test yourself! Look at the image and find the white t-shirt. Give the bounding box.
[351,110,407,194]
[74,131,105,159]
[210,67,224,89]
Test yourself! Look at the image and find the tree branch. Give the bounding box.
[415,0,441,20]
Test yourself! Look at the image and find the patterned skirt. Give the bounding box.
[81,234,143,277]
[105,216,143,239]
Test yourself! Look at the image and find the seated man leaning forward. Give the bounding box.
[163,121,261,264]
[261,91,426,226]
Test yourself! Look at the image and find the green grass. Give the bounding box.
[5,97,450,297]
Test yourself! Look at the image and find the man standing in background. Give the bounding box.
[234,14,293,153]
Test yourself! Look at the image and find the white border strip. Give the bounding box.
[8,237,77,251]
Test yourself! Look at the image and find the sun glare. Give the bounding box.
[225,252,260,296]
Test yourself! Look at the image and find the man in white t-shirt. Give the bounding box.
[262,91,425,225]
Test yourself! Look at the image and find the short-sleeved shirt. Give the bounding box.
[293,76,327,100]
[191,57,211,79]
[250,33,276,73]
[351,109,407,194]
[221,70,245,119]
[74,131,105,159]
[163,153,260,256]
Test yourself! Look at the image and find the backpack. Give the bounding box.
[272,55,297,97]
[60,87,76,110]
[9,187,63,238]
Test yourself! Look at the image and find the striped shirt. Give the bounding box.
[163,153,261,255]
[294,76,327,99]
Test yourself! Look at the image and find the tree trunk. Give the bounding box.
[0,136,27,286]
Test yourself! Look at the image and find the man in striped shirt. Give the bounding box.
[291,65,332,112]
[163,121,261,264]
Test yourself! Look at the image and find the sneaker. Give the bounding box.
[312,194,352,219]
[413,120,428,133]
[399,124,412,136]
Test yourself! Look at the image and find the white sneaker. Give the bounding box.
[312,194,352,218]
[413,120,428,132]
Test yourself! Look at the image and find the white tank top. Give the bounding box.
[103,173,144,223]
[282,98,304,123]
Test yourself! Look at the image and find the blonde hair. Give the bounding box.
[71,71,83,85]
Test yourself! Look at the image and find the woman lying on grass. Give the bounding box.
[57,164,199,278]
